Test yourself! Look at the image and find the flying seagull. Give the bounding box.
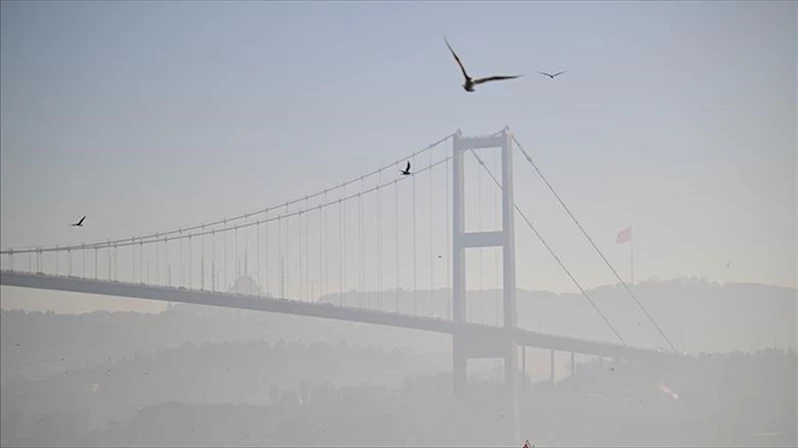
[400,161,411,175]
[538,70,566,79]
[70,215,86,227]
[444,37,522,92]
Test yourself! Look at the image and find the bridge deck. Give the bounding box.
[1,270,674,362]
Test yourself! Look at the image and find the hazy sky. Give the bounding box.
[1,1,796,313]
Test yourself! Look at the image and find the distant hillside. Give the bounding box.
[515,278,797,354]
[319,277,797,353]
[1,278,795,380]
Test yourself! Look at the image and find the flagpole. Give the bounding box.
[630,230,634,286]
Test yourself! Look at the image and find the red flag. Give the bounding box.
[616,226,632,244]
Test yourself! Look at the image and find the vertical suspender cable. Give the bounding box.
[268,216,273,296]
[224,228,227,291]
[318,203,323,300]
[212,231,216,291]
[429,146,434,316]
[494,150,500,325]
[445,141,451,320]
[338,198,344,306]
[395,168,400,313]
[359,178,364,308]
[305,197,310,300]
[277,215,282,297]
[323,191,328,298]
[342,185,347,305]
[299,211,303,300]
[378,170,383,310]
[412,153,417,316]
[284,203,289,297]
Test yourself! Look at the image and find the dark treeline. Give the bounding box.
[2,345,795,447]
[1,278,796,446]
[3,277,795,380]
[1,338,425,438]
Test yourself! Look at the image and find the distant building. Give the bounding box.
[229,275,264,296]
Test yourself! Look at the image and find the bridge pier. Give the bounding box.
[521,345,527,390]
[452,128,519,443]
[571,351,576,377]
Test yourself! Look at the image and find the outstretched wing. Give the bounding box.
[472,74,522,85]
[405,161,411,172]
[552,70,567,78]
[444,37,470,82]
[537,71,553,78]
[77,215,86,226]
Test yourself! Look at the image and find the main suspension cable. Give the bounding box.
[512,136,675,352]
[469,149,627,346]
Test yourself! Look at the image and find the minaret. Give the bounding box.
[200,255,205,290]
[245,256,250,294]
[280,257,285,298]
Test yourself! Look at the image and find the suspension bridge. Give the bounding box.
[0,126,683,442]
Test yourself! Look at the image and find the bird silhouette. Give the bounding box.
[538,70,566,79]
[400,161,411,175]
[444,38,522,92]
[70,215,86,227]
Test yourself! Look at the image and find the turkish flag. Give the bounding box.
[616,226,632,244]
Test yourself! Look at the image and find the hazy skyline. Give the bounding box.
[1,1,796,314]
